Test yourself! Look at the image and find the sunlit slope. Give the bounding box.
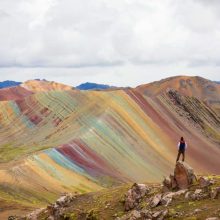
[0,87,220,211]
[21,79,73,92]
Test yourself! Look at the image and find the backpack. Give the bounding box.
[179,141,185,151]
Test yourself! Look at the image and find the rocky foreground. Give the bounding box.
[11,162,220,220]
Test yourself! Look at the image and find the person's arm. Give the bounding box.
[185,142,187,149]
[177,142,180,150]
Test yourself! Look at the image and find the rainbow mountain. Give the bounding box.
[0,76,219,217]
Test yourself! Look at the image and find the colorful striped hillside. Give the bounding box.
[0,77,219,216]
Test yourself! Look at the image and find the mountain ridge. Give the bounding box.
[0,75,219,218]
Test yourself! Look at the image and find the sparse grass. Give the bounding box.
[36,176,220,220]
[0,144,51,163]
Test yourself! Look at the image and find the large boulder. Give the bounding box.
[163,162,196,191]
[124,183,150,211]
[174,162,197,189]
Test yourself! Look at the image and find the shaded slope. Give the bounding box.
[136,76,220,115]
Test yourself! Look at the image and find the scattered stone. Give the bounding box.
[44,193,74,217]
[140,209,152,219]
[199,176,213,188]
[173,189,187,198]
[162,177,171,192]
[205,218,219,220]
[185,191,191,199]
[152,209,168,220]
[174,162,196,189]
[193,208,202,214]
[161,193,173,206]
[124,183,150,211]
[211,187,220,199]
[55,193,75,206]
[150,193,162,208]
[118,210,141,220]
[86,210,98,220]
[190,188,210,201]
[152,211,161,218]
[26,208,45,220]
[160,209,168,220]
[194,189,202,194]
[161,189,187,207]
[8,217,18,220]
[105,203,111,209]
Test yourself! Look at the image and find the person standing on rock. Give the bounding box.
[176,137,187,162]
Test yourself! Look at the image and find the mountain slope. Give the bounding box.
[0,76,219,217]
[136,76,220,115]
[21,79,73,92]
[0,86,33,101]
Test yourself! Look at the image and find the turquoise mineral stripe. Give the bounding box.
[32,154,64,181]
[9,101,21,116]
[44,148,95,181]
[105,91,165,147]
[21,115,35,128]
[80,116,147,168]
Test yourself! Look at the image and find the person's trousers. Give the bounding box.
[176,150,185,162]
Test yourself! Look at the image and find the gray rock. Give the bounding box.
[161,193,173,206]
[205,218,219,220]
[190,188,210,200]
[194,189,202,194]
[140,209,152,219]
[193,208,202,214]
[118,210,141,220]
[152,209,168,220]
[152,211,161,218]
[210,187,220,199]
[173,189,187,198]
[199,176,212,188]
[25,208,45,220]
[150,194,162,208]
[124,183,150,211]
[185,191,191,199]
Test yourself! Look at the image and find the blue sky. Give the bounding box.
[0,0,219,86]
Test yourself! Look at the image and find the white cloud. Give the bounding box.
[0,0,219,85]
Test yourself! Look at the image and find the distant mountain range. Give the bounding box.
[0,80,114,91]
[76,82,114,90]
[0,80,21,88]
[1,79,219,90]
